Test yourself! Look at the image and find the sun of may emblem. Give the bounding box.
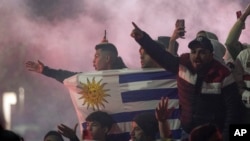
[78,77,110,110]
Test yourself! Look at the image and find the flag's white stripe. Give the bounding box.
[168,119,181,130]
[117,118,181,133]
[77,68,166,77]
[124,100,179,112]
[120,79,177,92]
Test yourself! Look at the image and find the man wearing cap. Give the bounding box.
[196,30,226,64]
[131,22,243,141]
[25,36,127,83]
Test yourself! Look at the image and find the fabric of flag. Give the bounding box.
[64,68,181,141]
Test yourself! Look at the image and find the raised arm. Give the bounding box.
[25,60,78,83]
[240,4,250,23]
[167,24,185,57]
[131,22,179,73]
[225,4,250,60]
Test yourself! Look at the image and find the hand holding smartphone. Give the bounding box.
[175,19,185,37]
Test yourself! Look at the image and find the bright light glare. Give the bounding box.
[3,92,17,130]
[19,87,25,112]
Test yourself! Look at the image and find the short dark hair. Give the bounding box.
[95,42,127,69]
[95,43,118,56]
[44,130,64,141]
[86,111,115,132]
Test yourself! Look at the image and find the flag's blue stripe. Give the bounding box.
[121,88,178,103]
[171,128,183,140]
[119,71,176,84]
[110,109,180,123]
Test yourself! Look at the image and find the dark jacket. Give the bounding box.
[135,32,244,140]
[42,66,79,83]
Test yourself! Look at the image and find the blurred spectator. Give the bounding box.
[189,123,222,141]
[58,123,79,141]
[233,48,250,123]
[44,130,64,141]
[130,112,159,141]
[139,37,178,69]
[139,40,165,68]
[158,36,179,56]
[83,111,118,141]
[0,112,5,130]
[0,129,24,141]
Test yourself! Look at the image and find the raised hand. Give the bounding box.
[156,97,173,138]
[131,22,144,40]
[171,26,186,41]
[58,123,79,140]
[155,97,172,122]
[25,60,44,73]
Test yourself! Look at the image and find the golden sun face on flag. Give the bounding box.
[78,77,110,110]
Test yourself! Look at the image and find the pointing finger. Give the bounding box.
[132,22,139,29]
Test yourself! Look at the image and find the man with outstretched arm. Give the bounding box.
[130,22,244,141]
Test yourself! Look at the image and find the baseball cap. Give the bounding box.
[188,36,213,52]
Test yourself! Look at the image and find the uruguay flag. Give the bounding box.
[64,68,181,141]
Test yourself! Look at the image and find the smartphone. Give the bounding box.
[236,11,245,29]
[176,19,185,36]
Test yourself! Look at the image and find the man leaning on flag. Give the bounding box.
[25,31,127,83]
